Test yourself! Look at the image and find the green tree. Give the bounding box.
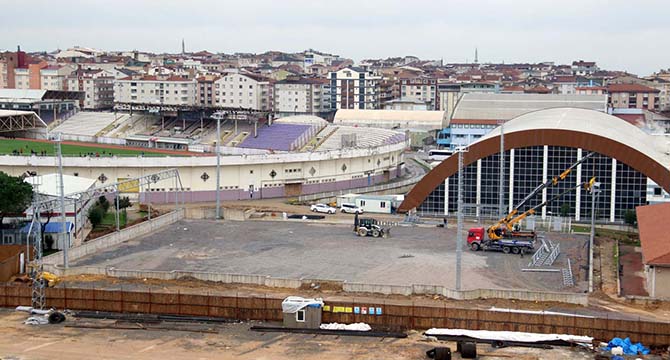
[114,196,132,211]
[0,172,33,225]
[624,210,637,227]
[559,203,570,217]
[88,206,104,228]
[98,196,110,213]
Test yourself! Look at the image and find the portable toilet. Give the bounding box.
[281,296,324,329]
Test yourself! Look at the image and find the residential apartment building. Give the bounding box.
[437,83,461,119]
[113,75,197,105]
[329,67,382,110]
[196,75,219,107]
[40,65,75,91]
[400,77,438,110]
[607,83,660,111]
[67,69,114,109]
[213,73,272,110]
[571,60,598,76]
[273,77,331,116]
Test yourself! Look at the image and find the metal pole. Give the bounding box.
[115,189,120,232]
[215,117,221,219]
[55,133,68,268]
[147,181,151,221]
[498,121,505,218]
[455,148,464,291]
[174,176,178,212]
[589,187,597,293]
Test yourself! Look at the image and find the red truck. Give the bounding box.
[467,227,535,254]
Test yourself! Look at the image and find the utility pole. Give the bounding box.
[54,133,68,268]
[455,146,468,291]
[589,182,601,293]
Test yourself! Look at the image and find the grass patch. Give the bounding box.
[0,139,178,157]
[100,211,127,228]
[571,225,639,246]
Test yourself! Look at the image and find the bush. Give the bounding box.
[44,234,54,250]
[98,196,110,213]
[88,205,105,228]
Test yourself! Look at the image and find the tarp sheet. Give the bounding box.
[320,322,371,331]
[425,328,592,344]
[281,296,323,313]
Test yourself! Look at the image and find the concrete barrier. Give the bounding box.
[43,210,184,266]
[44,262,589,305]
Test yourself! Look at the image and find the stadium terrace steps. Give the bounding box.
[238,123,313,151]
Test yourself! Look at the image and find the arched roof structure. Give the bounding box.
[399,108,670,212]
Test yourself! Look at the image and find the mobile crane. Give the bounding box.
[468,152,597,254]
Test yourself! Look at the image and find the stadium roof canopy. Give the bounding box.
[334,109,447,131]
[451,93,608,123]
[0,110,47,133]
[399,107,670,212]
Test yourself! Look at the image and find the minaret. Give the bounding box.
[181,39,185,54]
[474,48,478,64]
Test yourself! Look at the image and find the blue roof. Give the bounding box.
[20,222,74,234]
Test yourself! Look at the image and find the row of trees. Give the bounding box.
[87,195,132,228]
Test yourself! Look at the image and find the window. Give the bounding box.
[296,310,305,322]
[654,187,663,196]
[380,201,386,208]
[360,200,366,206]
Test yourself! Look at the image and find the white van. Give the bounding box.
[340,203,363,214]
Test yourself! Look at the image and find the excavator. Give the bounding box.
[468,152,597,254]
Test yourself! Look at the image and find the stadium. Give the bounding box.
[0,102,408,203]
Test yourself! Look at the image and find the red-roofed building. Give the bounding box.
[576,86,606,95]
[608,83,660,111]
[636,203,670,298]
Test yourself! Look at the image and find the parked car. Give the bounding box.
[340,203,363,214]
[310,203,336,214]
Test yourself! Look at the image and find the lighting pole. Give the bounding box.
[589,181,601,293]
[455,146,468,291]
[498,120,505,218]
[215,114,222,219]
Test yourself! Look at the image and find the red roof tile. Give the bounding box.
[637,203,670,265]
[608,83,660,93]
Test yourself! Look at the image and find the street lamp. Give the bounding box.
[589,181,601,293]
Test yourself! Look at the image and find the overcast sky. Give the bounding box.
[2,0,668,76]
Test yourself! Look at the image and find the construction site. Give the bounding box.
[0,107,669,359]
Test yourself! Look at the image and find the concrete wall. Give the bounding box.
[43,210,184,266]
[652,265,670,298]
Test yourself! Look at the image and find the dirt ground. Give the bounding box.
[0,309,596,360]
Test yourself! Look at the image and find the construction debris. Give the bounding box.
[425,328,592,347]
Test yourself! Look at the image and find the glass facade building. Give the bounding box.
[418,145,647,223]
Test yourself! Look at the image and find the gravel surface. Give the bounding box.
[73,219,588,292]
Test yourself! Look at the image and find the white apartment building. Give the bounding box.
[114,75,197,105]
[0,61,6,88]
[213,73,272,110]
[329,67,382,110]
[40,66,74,91]
[67,69,115,109]
[400,77,438,110]
[273,78,331,116]
[13,68,30,89]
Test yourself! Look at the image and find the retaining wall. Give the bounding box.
[43,210,184,266]
[1,284,668,345]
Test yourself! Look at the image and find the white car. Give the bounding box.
[310,203,336,214]
[340,203,364,214]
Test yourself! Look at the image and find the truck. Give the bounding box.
[467,227,535,254]
[469,152,597,254]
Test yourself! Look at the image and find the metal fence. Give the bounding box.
[298,176,420,203]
